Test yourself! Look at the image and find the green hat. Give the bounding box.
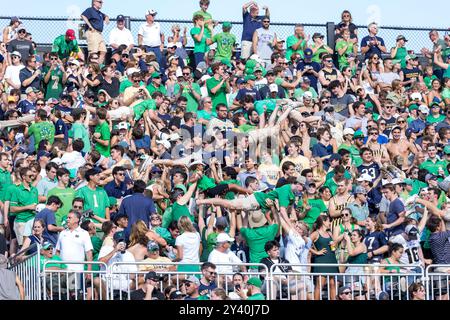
[222,21,232,28]
[403,178,414,186]
[98,89,108,95]
[244,75,256,82]
[174,184,187,194]
[430,101,440,108]
[221,58,232,68]
[353,131,365,139]
[42,241,53,250]
[392,59,402,65]
[151,72,162,78]
[254,66,263,73]
[247,277,262,288]
[408,104,419,111]
[444,145,450,155]
[108,197,118,207]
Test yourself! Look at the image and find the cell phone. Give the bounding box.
[235,284,241,291]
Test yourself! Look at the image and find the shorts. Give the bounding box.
[86,30,107,53]
[8,215,16,239]
[205,184,230,198]
[13,221,27,246]
[240,41,253,60]
[228,195,260,211]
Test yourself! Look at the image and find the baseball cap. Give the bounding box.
[37,150,51,160]
[338,285,351,295]
[7,96,16,103]
[443,145,450,155]
[425,173,438,182]
[42,241,53,250]
[109,198,119,208]
[269,83,278,93]
[65,29,76,41]
[147,241,160,252]
[146,9,157,16]
[312,32,324,39]
[405,54,418,61]
[11,51,22,58]
[111,211,128,223]
[302,76,311,83]
[304,48,313,59]
[25,87,39,94]
[156,139,171,150]
[216,233,235,243]
[117,122,129,130]
[215,217,229,228]
[353,131,365,139]
[174,184,187,194]
[303,91,313,99]
[405,225,419,239]
[343,128,355,136]
[391,178,404,185]
[116,14,125,21]
[354,186,368,195]
[296,175,307,185]
[410,92,422,100]
[167,42,177,48]
[329,153,342,162]
[17,25,26,32]
[403,178,414,186]
[10,16,21,23]
[113,231,126,242]
[145,271,160,281]
[185,275,200,286]
[247,277,262,288]
[396,35,408,42]
[244,74,256,82]
[222,22,232,28]
[430,102,440,108]
[169,291,184,299]
[151,72,162,79]
[357,173,372,182]
[418,105,429,114]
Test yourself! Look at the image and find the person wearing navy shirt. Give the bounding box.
[360,22,387,61]
[17,87,38,114]
[104,166,133,199]
[19,56,42,94]
[296,48,321,92]
[35,195,65,246]
[364,217,389,263]
[409,105,429,135]
[381,184,406,239]
[312,127,333,170]
[357,148,381,183]
[81,0,109,64]
[118,180,156,241]
[234,75,261,103]
[241,2,269,59]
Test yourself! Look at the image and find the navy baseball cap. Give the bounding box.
[116,15,125,21]
[304,48,313,59]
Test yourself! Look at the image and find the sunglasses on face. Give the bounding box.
[36,103,45,106]
[50,58,58,61]
[397,120,406,124]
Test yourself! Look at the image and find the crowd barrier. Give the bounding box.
[9,256,450,300]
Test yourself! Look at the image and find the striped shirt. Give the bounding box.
[429,231,450,264]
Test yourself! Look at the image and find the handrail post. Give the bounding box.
[326,22,335,49]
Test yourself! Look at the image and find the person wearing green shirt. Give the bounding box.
[427,102,445,124]
[51,29,83,61]
[310,33,333,63]
[10,168,39,246]
[191,15,209,66]
[206,62,231,110]
[173,66,202,112]
[68,109,91,153]
[335,29,357,69]
[286,24,308,60]
[44,53,64,100]
[193,0,215,42]
[25,109,56,151]
[93,108,111,157]
[419,144,447,177]
[146,72,167,96]
[207,22,236,64]
[242,277,265,300]
[47,168,76,226]
[390,35,409,69]
[169,183,197,224]
[0,153,12,205]
[75,169,110,224]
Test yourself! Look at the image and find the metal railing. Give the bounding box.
[1,16,446,53]
[425,264,450,301]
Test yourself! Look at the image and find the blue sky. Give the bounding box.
[1,0,447,27]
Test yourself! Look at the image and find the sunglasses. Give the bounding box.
[397,120,406,124]
[18,30,26,34]
[369,132,378,135]
[183,73,190,76]
[263,21,270,23]
[116,173,125,176]
[133,79,141,83]
[36,103,45,106]
[50,58,58,61]
[320,100,329,104]
[73,205,83,209]
[342,291,351,295]
[122,54,129,58]
[325,60,333,63]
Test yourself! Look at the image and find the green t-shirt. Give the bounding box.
[206,232,218,258]
[190,27,208,53]
[94,121,111,157]
[286,35,306,60]
[424,75,438,90]
[238,123,256,133]
[47,187,76,226]
[253,184,295,212]
[197,109,217,121]
[68,123,91,153]
[40,255,67,271]
[212,32,236,61]
[0,168,12,202]
[293,88,318,100]
[171,202,195,223]
[247,293,266,300]
[51,35,80,60]
[75,186,110,222]
[324,178,339,196]
[206,77,228,110]
[335,40,354,69]
[91,236,103,260]
[197,175,217,191]
[173,82,202,112]
[4,184,18,217]
[392,46,408,69]
[119,79,133,94]
[419,158,447,176]
[147,83,167,96]
[192,10,213,39]
[240,224,279,264]
[44,68,64,100]
[254,99,277,115]
[427,114,445,124]
[311,44,331,63]
[442,87,450,100]
[28,121,55,150]
[10,184,39,223]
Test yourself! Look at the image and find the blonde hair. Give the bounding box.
[178,216,196,233]
[129,220,150,247]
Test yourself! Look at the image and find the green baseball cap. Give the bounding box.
[42,241,53,250]
[247,277,262,288]
[222,21,232,28]
[403,178,414,185]
[444,145,450,155]
[151,72,162,78]
[221,58,232,68]
[174,184,187,194]
[392,59,402,65]
[408,104,419,111]
[244,75,256,82]
[353,131,365,139]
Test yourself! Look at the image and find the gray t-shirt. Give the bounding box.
[0,269,20,300]
[256,28,276,60]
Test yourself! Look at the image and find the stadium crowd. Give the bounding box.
[0,0,450,301]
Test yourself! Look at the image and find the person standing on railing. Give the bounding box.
[252,17,277,68]
[360,22,387,62]
[81,0,109,65]
[138,10,165,71]
[2,17,21,45]
[241,2,270,60]
[192,0,217,46]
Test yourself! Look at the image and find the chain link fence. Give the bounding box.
[0,16,447,53]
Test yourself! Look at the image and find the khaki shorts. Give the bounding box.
[13,221,27,246]
[86,30,107,53]
[229,195,260,211]
[240,41,253,60]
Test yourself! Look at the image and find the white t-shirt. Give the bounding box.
[284,230,312,273]
[208,249,243,274]
[138,22,162,47]
[109,27,134,47]
[175,231,200,263]
[390,234,422,266]
[98,245,137,291]
[56,227,93,271]
[4,64,25,89]
[61,151,86,171]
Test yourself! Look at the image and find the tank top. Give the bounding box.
[383,258,401,282]
[322,68,338,88]
[5,26,16,43]
[330,195,353,231]
[256,28,276,60]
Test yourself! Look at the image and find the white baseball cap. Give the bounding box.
[146,9,157,16]
[216,233,235,243]
[410,92,422,100]
[418,104,429,114]
[269,83,278,92]
[357,173,373,182]
[156,140,171,149]
[118,122,128,130]
[343,128,355,136]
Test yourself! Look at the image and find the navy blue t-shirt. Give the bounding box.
[120,193,156,241]
[17,99,35,114]
[198,281,217,298]
[357,162,381,182]
[36,208,59,246]
[312,142,333,170]
[296,60,321,91]
[19,68,42,94]
[55,118,68,143]
[235,88,261,102]
[134,135,151,150]
[364,231,388,262]
[82,7,106,32]
[360,35,385,60]
[242,12,264,42]
[386,198,405,237]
